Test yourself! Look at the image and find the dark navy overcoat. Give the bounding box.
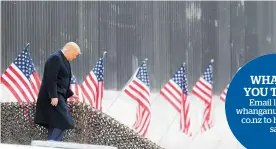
[34,50,75,130]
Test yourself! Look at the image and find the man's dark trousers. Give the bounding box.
[47,102,73,141]
[48,127,64,141]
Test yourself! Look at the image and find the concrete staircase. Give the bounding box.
[1,102,163,149]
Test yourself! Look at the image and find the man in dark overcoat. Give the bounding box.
[34,42,81,141]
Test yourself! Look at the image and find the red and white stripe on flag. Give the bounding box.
[1,47,41,103]
[220,84,229,102]
[133,105,151,137]
[160,64,192,136]
[81,72,104,110]
[81,71,97,106]
[68,84,84,103]
[124,60,151,137]
[219,67,240,102]
[96,81,104,111]
[180,93,192,136]
[125,86,150,137]
[191,62,214,133]
[81,55,105,111]
[201,102,214,132]
[192,77,213,104]
[160,80,182,113]
[124,78,151,110]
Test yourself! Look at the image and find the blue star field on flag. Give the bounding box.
[202,64,213,85]
[136,62,150,87]
[70,75,78,84]
[13,48,36,80]
[171,64,188,95]
[92,57,104,81]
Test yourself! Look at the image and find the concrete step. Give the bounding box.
[0,143,56,149]
[31,140,117,149]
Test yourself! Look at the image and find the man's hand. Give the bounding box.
[51,98,58,106]
[72,94,79,99]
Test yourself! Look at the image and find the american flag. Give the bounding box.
[67,75,84,103]
[160,63,192,136]
[124,59,151,137]
[160,64,187,113]
[220,67,241,102]
[1,44,41,103]
[81,52,105,110]
[191,60,214,133]
[220,84,228,102]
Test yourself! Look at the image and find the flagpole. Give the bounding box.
[105,58,148,114]
[25,43,30,50]
[103,51,107,57]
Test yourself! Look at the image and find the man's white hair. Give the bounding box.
[63,42,81,54]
